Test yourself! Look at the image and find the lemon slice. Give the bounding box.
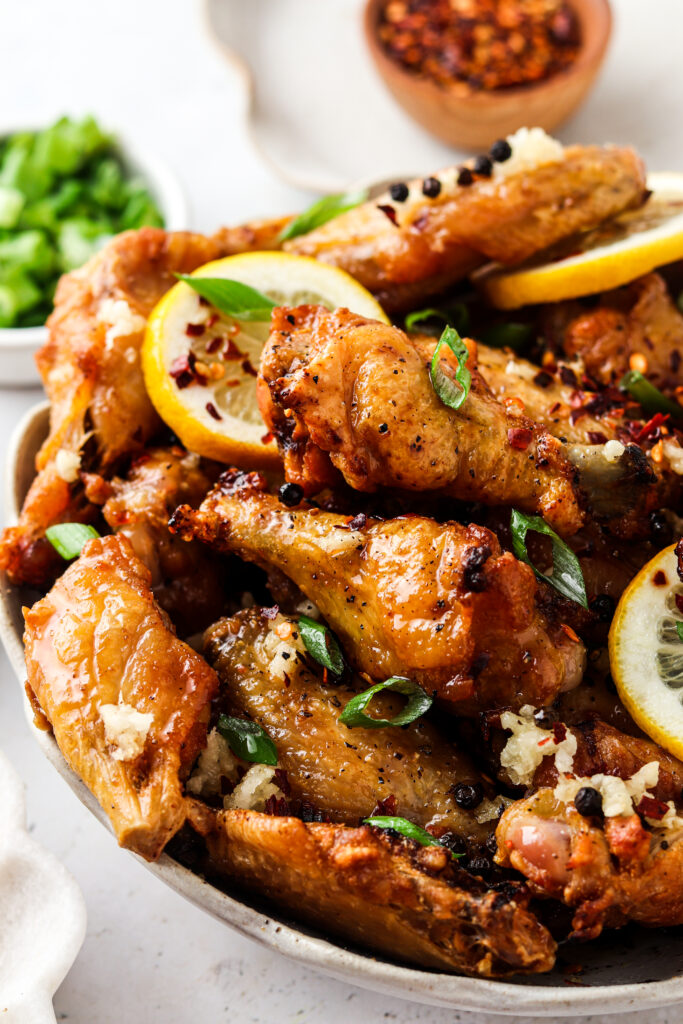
[609,543,683,759]
[478,173,683,309]
[142,251,388,467]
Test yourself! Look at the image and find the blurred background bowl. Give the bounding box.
[0,129,187,388]
[364,0,612,150]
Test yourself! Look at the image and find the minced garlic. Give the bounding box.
[55,448,81,483]
[186,728,240,799]
[100,702,153,761]
[554,761,660,818]
[259,613,308,683]
[499,705,577,787]
[97,297,145,346]
[224,763,284,812]
[493,128,565,180]
[663,439,683,476]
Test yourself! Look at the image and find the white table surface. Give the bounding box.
[1,1,683,1020]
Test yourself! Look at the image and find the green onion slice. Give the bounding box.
[363,816,462,858]
[338,676,432,729]
[299,615,344,676]
[510,509,587,608]
[278,188,368,242]
[429,326,471,411]
[45,523,99,560]
[404,303,470,336]
[175,275,276,322]
[217,714,278,766]
[619,370,683,420]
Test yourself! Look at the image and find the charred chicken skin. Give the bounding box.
[186,804,556,976]
[258,305,584,537]
[286,145,647,311]
[171,471,585,712]
[23,534,218,859]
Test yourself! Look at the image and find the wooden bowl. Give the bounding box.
[364,0,612,150]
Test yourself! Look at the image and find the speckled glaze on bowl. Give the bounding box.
[2,403,683,1015]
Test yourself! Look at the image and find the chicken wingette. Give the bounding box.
[203,608,496,842]
[186,804,556,976]
[285,143,647,312]
[23,534,218,859]
[170,471,585,712]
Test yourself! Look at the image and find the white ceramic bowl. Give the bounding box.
[0,128,187,388]
[3,404,683,1015]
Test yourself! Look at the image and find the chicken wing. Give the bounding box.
[170,471,585,712]
[259,306,584,536]
[286,145,647,311]
[86,446,226,635]
[203,608,495,842]
[186,804,556,976]
[23,534,218,859]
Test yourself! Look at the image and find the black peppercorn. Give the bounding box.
[421,176,441,198]
[378,422,389,433]
[457,167,474,186]
[473,154,493,177]
[389,182,409,202]
[591,594,615,623]
[439,832,468,856]
[452,781,484,809]
[485,833,499,856]
[533,707,557,730]
[466,855,491,876]
[574,786,603,817]
[278,482,304,507]
[490,139,512,162]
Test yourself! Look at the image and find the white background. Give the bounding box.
[0,0,681,1020]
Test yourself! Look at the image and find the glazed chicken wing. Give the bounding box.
[23,534,218,859]
[171,471,585,712]
[286,145,646,311]
[203,608,495,842]
[186,805,556,976]
[259,306,584,536]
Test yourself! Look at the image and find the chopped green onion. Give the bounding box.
[481,322,533,351]
[216,714,278,766]
[45,523,99,560]
[677,622,683,643]
[404,303,470,336]
[0,186,24,229]
[363,816,462,858]
[299,615,344,676]
[429,325,471,411]
[175,275,276,322]
[619,370,683,420]
[278,188,368,243]
[510,509,587,608]
[338,677,432,729]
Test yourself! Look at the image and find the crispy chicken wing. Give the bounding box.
[259,306,584,536]
[286,145,646,311]
[186,804,556,976]
[171,471,585,712]
[203,608,494,841]
[86,446,226,635]
[23,534,218,859]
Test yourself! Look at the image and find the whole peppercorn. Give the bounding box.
[457,167,474,187]
[439,832,468,856]
[278,482,304,507]
[473,155,493,177]
[421,176,441,198]
[389,182,409,202]
[466,855,491,877]
[485,833,499,856]
[490,139,513,163]
[574,786,603,818]
[452,781,484,810]
[591,594,615,623]
[533,707,557,730]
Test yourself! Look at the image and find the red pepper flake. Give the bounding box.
[570,407,588,426]
[634,412,670,446]
[533,370,553,389]
[225,337,246,360]
[242,359,257,377]
[507,427,532,450]
[548,401,561,415]
[261,431,274,445]
[371,794,398,817]
[559,365,578,388]
[348,512,368,530]
[653,569,668,586]
[675,593,683,615]
[376,203,399,226]
[186,322,205,337]
[264,795,290,816]
[637,795,669,820]
[169,353,195,389]
[537,736,552,747]
[273,768,291,795]
[552,721,567,743]
[205,401,222,421]
[206,312,219,328]
[676,539,683,583]
[587,431,608,445]
[206,335,223,354]
[561,623,580,643]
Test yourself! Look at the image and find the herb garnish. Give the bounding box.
[405,303,469,335]
[299,616,344,676]
[481,322,533,351]
[429,325,471,411]
[339,677,432,729]
[45,523,99,560]
[278,188,369,243]
[510,509,588,608]
[363,816,462,858]
[620,370,683,420]
[217,714,278,766]
[175,275,276,322]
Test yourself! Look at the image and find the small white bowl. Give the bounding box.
[0,128,188,388]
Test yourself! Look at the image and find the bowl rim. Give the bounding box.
[3,400,683,1016]
[363,0,613,104]
[0,122,188,346]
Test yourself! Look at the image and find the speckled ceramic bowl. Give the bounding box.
[2,403,683,1015]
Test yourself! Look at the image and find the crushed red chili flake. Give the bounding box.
[587,431,608,445]
[185,322,205,337]
[261,431,274,444]
[371,794,398,817]
[559,365,578,388]
[552,721,567,743]
[377,0,580,92]
[242,359,258,377]
[205,335,223,354]
[533,370,553,389]
[653,569,668,586]
[637,795,669,821]
[633,412,669,446]
[560,623,580,643]
[377,203,399,225]
[261,605,280,620]
[264,795,290,817]
[273,768,291,796]
[507,426,532,450]
[170,353,195,389]
[205,401,222,421]
[225,337,246,360]
[675,538,683,583]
